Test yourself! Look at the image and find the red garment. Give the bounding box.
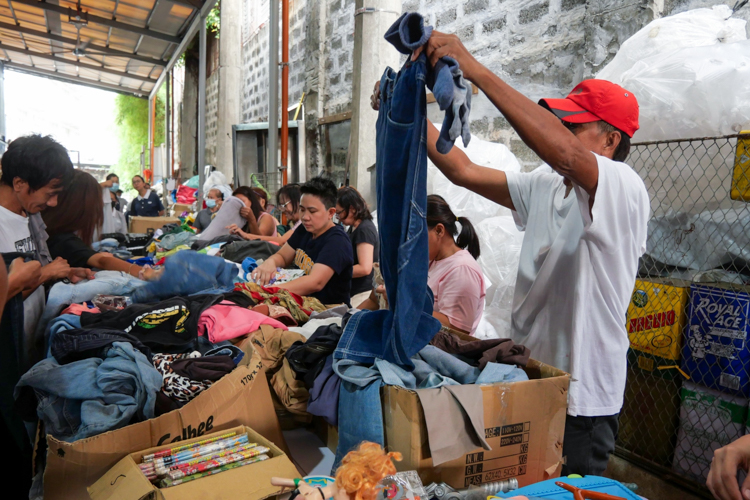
[176,185,197,204]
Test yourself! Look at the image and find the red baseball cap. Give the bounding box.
[539,79,639,138]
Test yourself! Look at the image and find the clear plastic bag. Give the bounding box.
[93,294,132,311]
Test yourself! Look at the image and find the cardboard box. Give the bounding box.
[626,278,690,364]
[39,344,289,500]
[681,283,750,396]
[129,216,180,234]
[618,363,681,467]
[730,131,750,202]
[672,381,748,483]
[382,359,569,489]
[172,203,193,215]
[88,425,299,500]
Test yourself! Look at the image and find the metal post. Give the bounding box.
[268,0,279,178]
[147,94,153,174]
[0,62,6,153]
[280,0,289,185]
[197,16,207,208]
[165,70,170,181]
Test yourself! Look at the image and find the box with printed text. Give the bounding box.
[681,284,750,396]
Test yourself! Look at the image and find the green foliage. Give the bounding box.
[112,87,166,196]
[207,1,220,37]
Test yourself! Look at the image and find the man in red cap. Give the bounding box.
[405,32,650,475]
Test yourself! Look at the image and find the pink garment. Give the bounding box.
[427,249,486,335]
[258,212,278,237]
[198,301,288,342]
[61,303,101,316]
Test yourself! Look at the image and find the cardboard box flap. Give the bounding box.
[87,458,154,500]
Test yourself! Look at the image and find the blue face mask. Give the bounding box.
[109,183,119,193]
[206,198,217,208]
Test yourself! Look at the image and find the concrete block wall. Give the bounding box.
[234,0,747,175]
[205,71,220,166]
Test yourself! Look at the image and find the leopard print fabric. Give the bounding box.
[152,352,212,403]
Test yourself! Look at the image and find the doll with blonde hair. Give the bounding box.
[272,442,402,500]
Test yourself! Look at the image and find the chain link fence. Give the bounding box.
[616,133,750,496]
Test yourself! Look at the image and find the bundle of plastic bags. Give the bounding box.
[597,5,750,141]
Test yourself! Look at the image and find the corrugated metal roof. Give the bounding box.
[0,0,204,96]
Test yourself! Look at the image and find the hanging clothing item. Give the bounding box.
[430,330,531,369]
[197,301,288,343]
[384,12,471,154]
[196,196,247,242]
[80,295,223,351]
[15,342,162,442]
[235,282,326,325]
[334,51,440,369]
[132,251,238,304]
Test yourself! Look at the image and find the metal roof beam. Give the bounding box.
[0,20,167,65]
[9,0,181,44]
[167,0,201,11]
[1,44,157,82]
[4,60,147,96]
[149,0,215,99]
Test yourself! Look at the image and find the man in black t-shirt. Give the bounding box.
[252,177,353,305]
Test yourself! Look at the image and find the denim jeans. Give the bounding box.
[15,341,162,442]
[37,271,146,342]
[50,328,153,364]
[334,54,441,369]
[132,251,238,303]
[332,346,527,468]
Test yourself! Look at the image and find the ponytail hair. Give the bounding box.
[426,194,481,260]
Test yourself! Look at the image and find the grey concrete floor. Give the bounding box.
[604,455,708,500]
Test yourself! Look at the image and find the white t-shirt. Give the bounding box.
[505,154,650,417]
[0,205,46,366]
[428,249,486,335]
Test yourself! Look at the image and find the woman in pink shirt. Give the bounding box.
[427,195,486,335]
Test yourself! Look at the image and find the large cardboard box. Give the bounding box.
[618,362,681,467]
[382,359,569,489]
[172,203,193,215]
[129,216,180,234]
[672,381,748,483]
[682,283,750,396]
[39,345,289,500]
[626,279,690,369]
[88,425,299,500]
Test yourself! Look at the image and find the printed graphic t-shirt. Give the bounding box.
[0,205,46,352]
[287,224,353,305]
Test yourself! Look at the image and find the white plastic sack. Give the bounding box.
[427,133,522,224]
[474,216,525,339]
[596,6,750,141]
[597,6,746,83]
[203,171,233,200]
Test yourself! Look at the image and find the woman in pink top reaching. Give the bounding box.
[426,194,486,335]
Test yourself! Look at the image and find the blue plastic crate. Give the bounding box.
[681,284,750,397]
[490,476,641,499]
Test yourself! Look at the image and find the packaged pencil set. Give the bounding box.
[138,431,271,487]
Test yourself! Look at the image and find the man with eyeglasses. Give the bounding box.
[373,32,650,476]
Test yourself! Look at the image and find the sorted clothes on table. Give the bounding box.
[222,240,280,263]
[430,330,531,368]
[80,295,223,351]
[15,341,162,442]
[197,301,288,343]
[235,282,326,325]
[132,251,238,303]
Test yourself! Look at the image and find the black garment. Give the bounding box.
[348,219,379,296]
[429,330,530,369]
[0,252,34,476]
[191,234,244,251]
[128,191,164,217]
[171,356,235,381]
[561,413,619,476]
[287,224,353,305]
[80,295,222,350]
[50,328,153,364]
[222,240,280,263]
[47,232,97,268]
[285,323,343,389]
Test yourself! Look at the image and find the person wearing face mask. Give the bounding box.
[193,188,224,233]
[251,177,353,305]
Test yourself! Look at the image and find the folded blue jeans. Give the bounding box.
[15,341,162,442]
[334,53,440,370]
